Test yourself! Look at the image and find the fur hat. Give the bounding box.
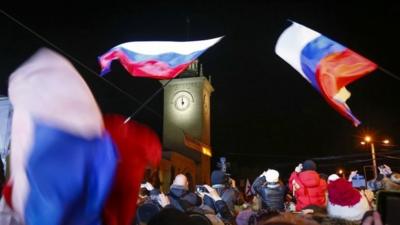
[328,178,361,206]
[302,160,317,171]
[265,169,279,183]
[211,170,228,185]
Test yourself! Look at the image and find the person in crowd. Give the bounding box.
[367,164,400,192]
[196,184,235,225]
[326,174,371,221]
[135,203,161,225]
[137,182,163,206]
[377,164,400,191]
[147,207,208,225]
[360,211,383,225]
[137,187,150,206]
[247,208,280,225]
[211,170,241,213]
[135,182,165,225]
[347,171,375,207]
[251,169,286,211]
[289,160,327,211]
[166,174,202,212]
[249,211,320,225]
[236,209,256,225]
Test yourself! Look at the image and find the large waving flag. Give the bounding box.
[275,22,377,126]
[98,37,222,79]
[5,48,118,225]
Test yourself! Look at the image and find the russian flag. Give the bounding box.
[275,22,377,126]
[6,48,118,225]
[102,114,162,225]
[98,37,222,79]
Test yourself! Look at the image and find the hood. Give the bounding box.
[298,170,322,187]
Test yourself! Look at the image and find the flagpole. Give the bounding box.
[123,78,175,123]
[378,66,400,81]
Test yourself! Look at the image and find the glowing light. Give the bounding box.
[364,136,371,143]
[338,169,343,174]
[360,141,366,145]
[383,139,390,145]
[201,146,212,157]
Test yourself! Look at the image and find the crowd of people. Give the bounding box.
[1,48,398,225]
[134,160,400,225]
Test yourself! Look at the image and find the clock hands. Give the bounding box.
[174,93,192,110]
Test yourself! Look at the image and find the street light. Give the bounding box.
[363,135,377,179]
[338,169,345,178]
[362,135,391,179]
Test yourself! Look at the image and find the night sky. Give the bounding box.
[1,1,400,179]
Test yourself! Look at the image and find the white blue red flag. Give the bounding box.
[98,37,222,79]
[0,97,12,162]
[275,22,377,126]
[5,48,118,225]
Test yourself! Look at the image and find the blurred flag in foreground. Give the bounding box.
[275,22,377,126]
[102,114,161,225]
[98,37,222,79]
[0,97,12,163]
[5,48,117,225]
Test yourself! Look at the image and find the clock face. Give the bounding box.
[175,95,190,110]
[172,91,193,111]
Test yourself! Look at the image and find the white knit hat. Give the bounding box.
[265,169,279,183]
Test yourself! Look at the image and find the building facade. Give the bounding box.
[158,61,213,192]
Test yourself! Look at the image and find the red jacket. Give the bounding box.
[289,170,327,211]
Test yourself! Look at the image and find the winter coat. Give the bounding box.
[289,170,327,211]
[167,185,202,212]
[200,198,235,225]
[213,185,241,212]
[251,176,286,211]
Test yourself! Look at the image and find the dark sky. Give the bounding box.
[1,1,400,178]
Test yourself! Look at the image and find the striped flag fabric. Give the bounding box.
[275,22,377,126]
[98,37,222,79]
[5,48,118,225]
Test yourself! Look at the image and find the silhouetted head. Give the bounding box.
[302,160,317,171]
[172,174,189,189]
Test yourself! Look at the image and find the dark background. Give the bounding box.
[1,1,400,181]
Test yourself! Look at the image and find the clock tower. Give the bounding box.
[159,61,213,187]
